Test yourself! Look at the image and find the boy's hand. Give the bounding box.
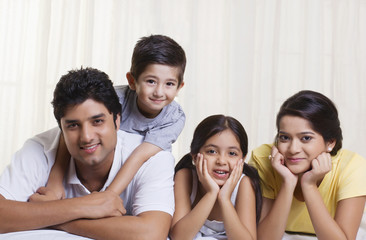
[29,187,61,202]
[270,146,298,187]
[195,153,220,195]
[301,152,332,187]
[82,190,126,219]
[218,159,243,202]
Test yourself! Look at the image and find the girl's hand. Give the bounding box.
[301,152,332,187]
[270,146,298,186]
[195,153,220,195]
[218,159,243,202]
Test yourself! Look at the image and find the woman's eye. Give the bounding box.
[301,136,312,142]
[278,135,289,141]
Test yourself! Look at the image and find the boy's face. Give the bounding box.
[60,99,120,171]
[128,64,184,118]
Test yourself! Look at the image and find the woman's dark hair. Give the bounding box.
[130,34,186,86]
[276,90,342,155]
[52,67,121,128]
[175,114,262,223]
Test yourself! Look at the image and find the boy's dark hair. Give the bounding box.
[52,67,122,128]
[276,90,343,156]
[175,114,262,224]
[130,34,186,86]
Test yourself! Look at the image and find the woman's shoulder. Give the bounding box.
[252,144,273,157]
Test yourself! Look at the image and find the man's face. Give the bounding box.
[60,99,120,169]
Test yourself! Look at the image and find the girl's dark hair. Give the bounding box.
[52,67,121,128]
[276,90,342,155]
[175,114,262,223]
[130,34,186,86]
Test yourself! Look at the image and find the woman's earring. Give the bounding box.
[328,147,332,152]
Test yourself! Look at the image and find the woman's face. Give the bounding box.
[198,129,243,186]
[277,115,334,175]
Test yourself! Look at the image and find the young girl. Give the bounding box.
[170,115,262,240]
[249,90,366,240]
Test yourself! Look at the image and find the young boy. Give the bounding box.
[43,34,186,199]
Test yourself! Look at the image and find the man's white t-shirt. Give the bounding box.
[0,127,175,217]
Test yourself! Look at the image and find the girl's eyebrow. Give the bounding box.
[203,144,240,151]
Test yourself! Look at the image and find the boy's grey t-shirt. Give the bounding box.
[114,85,185,151]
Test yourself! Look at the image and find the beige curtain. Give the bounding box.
[1,0,365,173]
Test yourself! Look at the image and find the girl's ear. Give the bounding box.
[191,153,197,165]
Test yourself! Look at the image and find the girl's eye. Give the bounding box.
[166,82,175,87]
[207,149,217,154]
[229,151,238,156]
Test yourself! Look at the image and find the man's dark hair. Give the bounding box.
[52,67,121,128]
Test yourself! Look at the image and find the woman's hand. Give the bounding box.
[218,159,243,202]
[195,153,220,195]
[301,152,332,187]
[270,146,298,187]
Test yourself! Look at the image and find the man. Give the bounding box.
[0,67,174,239]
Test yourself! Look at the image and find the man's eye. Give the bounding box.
[67,123,78,129]
[94,119,104,125]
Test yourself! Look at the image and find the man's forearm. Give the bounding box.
[57,211,172,240]
[0,191,124,233]
[0,197,87,233]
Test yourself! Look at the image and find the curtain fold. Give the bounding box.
[1,0,365,173]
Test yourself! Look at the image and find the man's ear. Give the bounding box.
[115,114,121,130]
[126,72,136,90]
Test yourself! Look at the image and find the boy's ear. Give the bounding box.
[178,81,185,90]
[126,72,136,90]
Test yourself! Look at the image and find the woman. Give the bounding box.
[249,90,366,240]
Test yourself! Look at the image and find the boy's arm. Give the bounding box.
[41,134,70,200]
[107,142,161,195]
[0,191,125,233]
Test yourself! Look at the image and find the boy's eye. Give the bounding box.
[146,79,156,84]
[166,82,175,87]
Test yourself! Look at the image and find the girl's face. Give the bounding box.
[277,115,334,175]
[198,129,243,186]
